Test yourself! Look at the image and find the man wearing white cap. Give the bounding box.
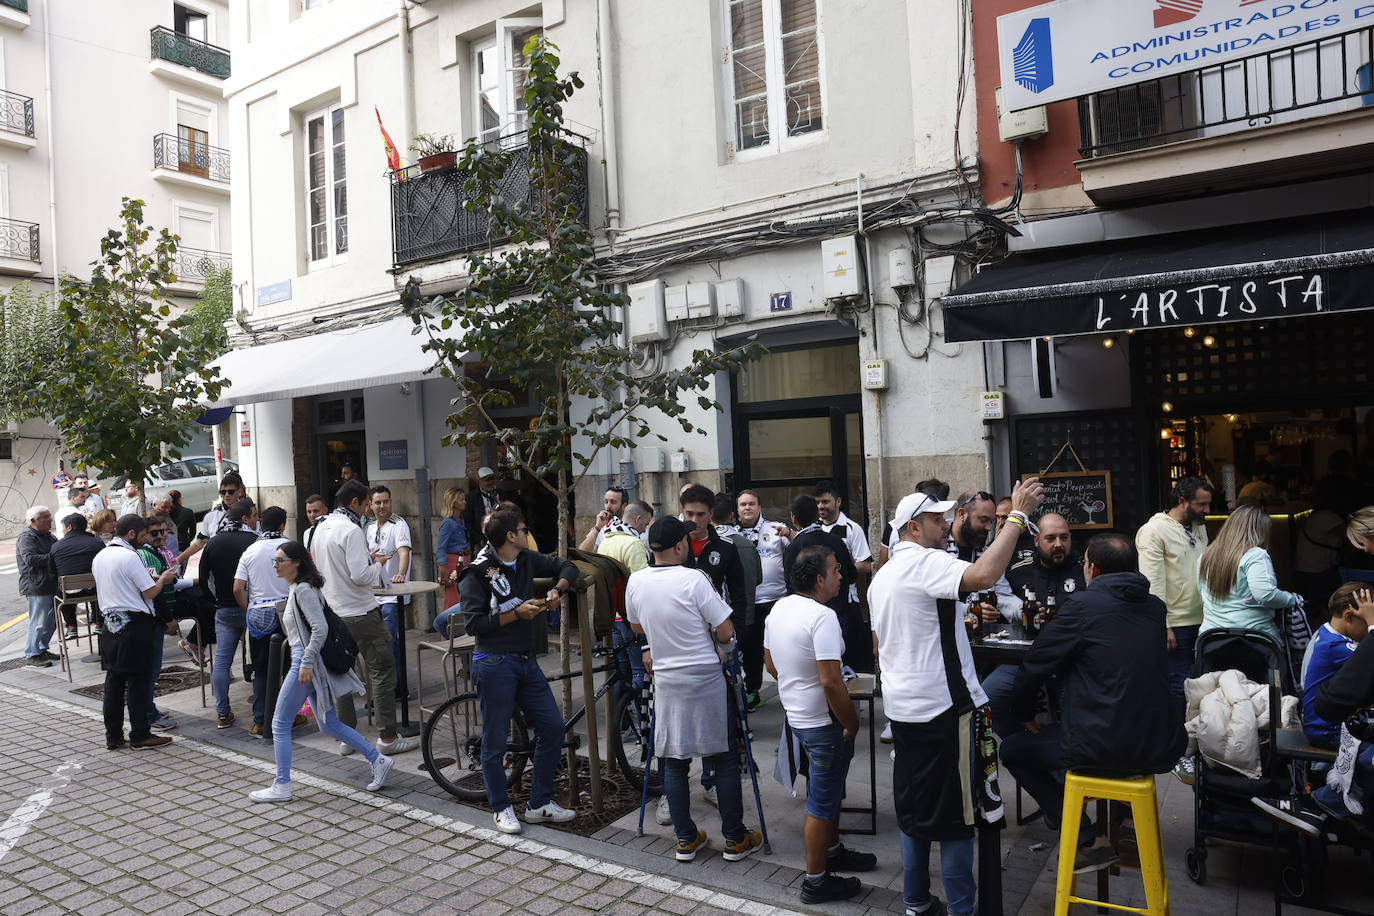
[869,479,1043,916]
[465,466,504,550]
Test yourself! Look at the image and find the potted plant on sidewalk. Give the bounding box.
[411,133,458,173]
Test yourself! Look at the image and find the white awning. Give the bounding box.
[207,315,449,408]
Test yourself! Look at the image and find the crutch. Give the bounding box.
[636,676,656,837]
[726,646,772,854]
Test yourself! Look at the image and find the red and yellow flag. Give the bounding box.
[375,106,403,174]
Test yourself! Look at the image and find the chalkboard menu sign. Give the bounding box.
[1022,471,1114,529]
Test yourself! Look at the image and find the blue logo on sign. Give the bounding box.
[1013,17,1054,94]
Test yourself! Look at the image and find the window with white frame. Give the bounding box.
[472,19,542,148]
[305,107,347,264]
[724,0,825,155]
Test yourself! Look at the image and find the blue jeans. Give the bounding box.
[794,723,853,820]
[473,653,565,812]
[662,751,746,844]
[273,647,378,784]
[980,664,1020,739]
[902,830,976,916]
[24,594,55,657]
[146,626,166,723]
[213,607,246,718]
[379,599,402,665]
[1313,742,1374,819]
[1167,624,1199,714]
[611,620,646,689]
[998,724,1097,845]
[432,605,471,639]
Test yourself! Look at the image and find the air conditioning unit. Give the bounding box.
[0,421,20,438]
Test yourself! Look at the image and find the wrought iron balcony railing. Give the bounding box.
[149,25,230,79]
[390,133,589,267]
[0,89,34,138]
[153,133,230,183]
[0,217,39,262]
[1079,26,1374,158]
[0,0,28,13]
[172,247,231,284]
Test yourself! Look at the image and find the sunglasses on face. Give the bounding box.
[959,491,995,511]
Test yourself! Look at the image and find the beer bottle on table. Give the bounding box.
[1021,586,1038,636]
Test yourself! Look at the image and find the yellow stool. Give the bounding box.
[1053,771,1169,916]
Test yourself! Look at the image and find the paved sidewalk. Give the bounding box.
[0,682,801,916]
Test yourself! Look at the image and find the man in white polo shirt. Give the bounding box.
[765,543,873,905]
[869,479,1042,916]
[363,485,412,690]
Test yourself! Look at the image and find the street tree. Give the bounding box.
[44,198,227,513]
[0,281,63,424]
[403,36,762,706]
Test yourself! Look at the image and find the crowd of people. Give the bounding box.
[14,462,1374,916]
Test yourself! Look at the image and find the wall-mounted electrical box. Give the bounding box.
[821,236,862,299]
[995,87,1048,143]
[685,281,715,319]
[664,284,689,322]
[888,248,916,289]
[638,446,666,473]
[670,449,690,473]
[923,255,957,301]
[627,279,668,343]
[862,359,889,390]
[715,279,745,318]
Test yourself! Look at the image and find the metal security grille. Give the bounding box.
[1134,312,1374,412]
[390,135,588,267]
[1011,411,1152,533]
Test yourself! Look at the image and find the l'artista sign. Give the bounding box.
[1092,271,1326,331]
[998,0,1372,111]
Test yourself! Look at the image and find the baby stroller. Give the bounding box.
[1184,627,1307,892]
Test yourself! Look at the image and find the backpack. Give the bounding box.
[291,587,359,675]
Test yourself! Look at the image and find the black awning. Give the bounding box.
[942,208,1374,342]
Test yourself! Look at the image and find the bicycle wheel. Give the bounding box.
[609,685,660,794]
[422,691,530,803]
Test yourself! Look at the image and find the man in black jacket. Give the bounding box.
[783,495,855,618]
[50,513,106,640]
[998,533,1185,873]
[680,485,748,624]
[19,506,59,667]
[462,507,578,835]
[200,501,260,729]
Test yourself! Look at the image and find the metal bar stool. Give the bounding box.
[1053,771,1169,916]
[53,574,99,683]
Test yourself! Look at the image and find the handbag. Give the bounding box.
[291,587,359,675]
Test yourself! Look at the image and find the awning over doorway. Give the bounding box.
[207,315,445,408]
[942,208,1374,342]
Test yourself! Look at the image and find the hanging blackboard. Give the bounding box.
[1022,470,1114,529]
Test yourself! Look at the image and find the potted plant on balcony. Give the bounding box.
[411,133,458,173]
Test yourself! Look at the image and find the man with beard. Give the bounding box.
[953,491,1023,631]
[981,513,1085,737]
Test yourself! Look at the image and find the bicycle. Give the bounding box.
[421,644,661,803]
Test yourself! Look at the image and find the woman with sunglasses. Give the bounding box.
[248,540,393,802]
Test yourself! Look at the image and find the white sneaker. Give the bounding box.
[249,782,293,803]
[339,742,356,756]
[702,785,718,808]
[525,800,577,824]
[376,735,419,755]
[367,754,395,792]
[880,722,893,744]
[655,795,672,825]
[493,806,522,834]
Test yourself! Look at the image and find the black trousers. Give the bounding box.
[741,600,775,694]
[103,669,154,744]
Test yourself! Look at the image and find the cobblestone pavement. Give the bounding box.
[0,683,801,916]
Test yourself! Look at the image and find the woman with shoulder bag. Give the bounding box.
[248,540,393,802]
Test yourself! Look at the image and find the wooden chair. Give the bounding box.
[416,614,477,722]
[53,574,99,683]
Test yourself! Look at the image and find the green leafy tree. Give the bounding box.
[183,265,234,358]
[0,281,63,423]
[44,198,227,512]
[403,36,762,700]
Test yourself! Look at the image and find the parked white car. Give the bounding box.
[99,457,240,515]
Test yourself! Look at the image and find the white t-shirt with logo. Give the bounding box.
[624,565,731,672]
[764,593,845,729]
[868,540,987,723]
[363,515,412,604]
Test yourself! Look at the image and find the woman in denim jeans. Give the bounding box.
[246,540,394,802]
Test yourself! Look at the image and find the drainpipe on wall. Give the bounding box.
[857,174,888,547]
[398,2,415,144]
[42,0,58,288]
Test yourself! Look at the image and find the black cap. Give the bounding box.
[647,517,690,552]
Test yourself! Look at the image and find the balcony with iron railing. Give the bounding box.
[152,133,230,188]
[149,26,230,81]
[0,89,34,143]
[389,133,589,268]
[171,247,231,286]
[1075,26,1374,204]
[0,217,40,272]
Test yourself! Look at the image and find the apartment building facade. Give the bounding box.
[0,0,232,535]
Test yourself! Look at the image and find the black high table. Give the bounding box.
[374,580,442,738]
